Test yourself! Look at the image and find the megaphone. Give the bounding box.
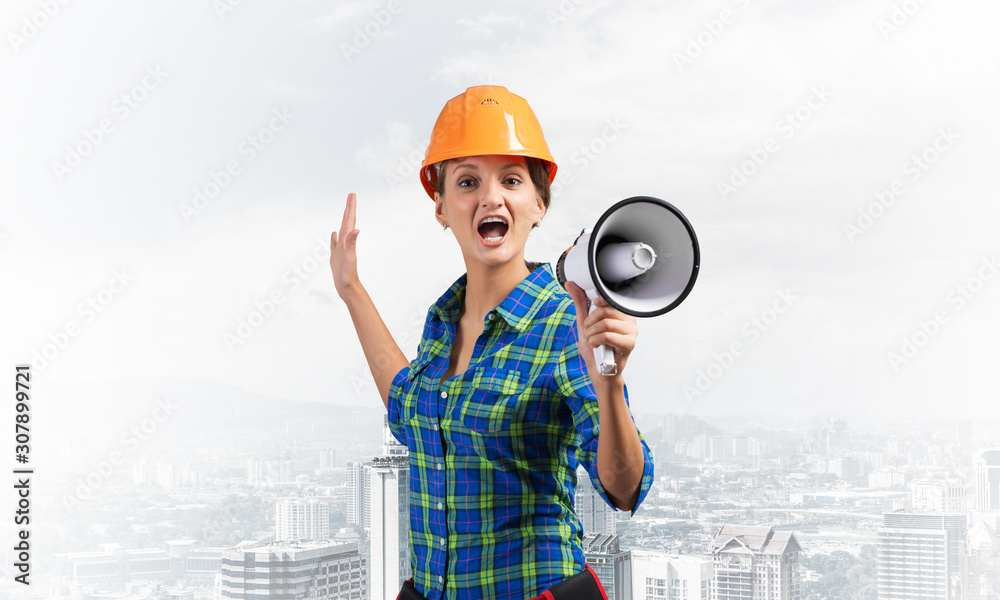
[556,196,700,375]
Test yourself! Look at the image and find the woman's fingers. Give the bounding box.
[586,331,634,350]
[583,304,631,329]
[339,192,357,242]
[330,195,363,299]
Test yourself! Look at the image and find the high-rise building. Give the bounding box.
[709,525,802,600]
[247,456,293,486]
[276,498,330,542]
[346,460,373,530]
[632,551,712,600]
[828,456,859,481]
[869,469,907,489]
[370,455,410,600]
[960,520,1000,600]
[877,511,967,600]
[582,532,631,600]
[381,414,408,458]
[976,449,1000,511]
[669,554,712,600]
[822,418,848,454]
[220,539,366,599]
[912,479,967,513]
[320,447,337,471]
[575,465,616,536]
[134,459,150,486]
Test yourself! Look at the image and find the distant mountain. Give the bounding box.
[40,375,378,437]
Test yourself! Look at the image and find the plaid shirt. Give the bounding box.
[387,261,655,600]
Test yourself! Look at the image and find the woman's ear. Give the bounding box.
[535,195,546,225]
[434,193,446,226]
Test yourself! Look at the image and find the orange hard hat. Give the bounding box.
[419,85,558,199]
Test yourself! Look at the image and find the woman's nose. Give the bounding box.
[480,179,504,208]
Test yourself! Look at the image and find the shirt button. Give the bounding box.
[437,502,443,510]
[438,576,444,583]
[437,463,442,470]
[440,391,447,399]
[433,423,439,431]
[441,537,446,545]
[488,313,495,321]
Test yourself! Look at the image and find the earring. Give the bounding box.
[442,222,448,231]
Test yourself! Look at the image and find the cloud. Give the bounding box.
[298,1,376,33]
[455,13,522,37]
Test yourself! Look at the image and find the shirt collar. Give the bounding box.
[430,262,565,333]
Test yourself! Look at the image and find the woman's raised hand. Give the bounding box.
[330,193,362,300]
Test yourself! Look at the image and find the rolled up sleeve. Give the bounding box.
[554,327,655,517]
[386,365,411,447]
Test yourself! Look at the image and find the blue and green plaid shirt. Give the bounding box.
[387,261,655,600]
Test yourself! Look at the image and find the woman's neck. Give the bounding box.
[461,257,531,325]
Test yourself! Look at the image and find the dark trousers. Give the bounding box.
[396,564,609,600]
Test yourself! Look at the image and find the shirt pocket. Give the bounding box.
[460,368,524,434]
[398,359,432,425]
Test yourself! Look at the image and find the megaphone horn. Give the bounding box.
[556,196,700,376]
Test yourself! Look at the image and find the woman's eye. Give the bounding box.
[503,176,522,185]
[458,178,476,188]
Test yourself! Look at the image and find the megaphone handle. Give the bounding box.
[584,289,617,376]
[594,344,617,376]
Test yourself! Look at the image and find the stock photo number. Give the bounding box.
[13,364,33,585]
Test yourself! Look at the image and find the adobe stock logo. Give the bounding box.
[682,289,798,403]
[51,66,168,182]
[716,85,833,201]
[844,126,958,243]
[340,0,405,63]
[7,0,73,55]
[887,255,998,371]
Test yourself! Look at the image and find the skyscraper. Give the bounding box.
[320,447,337,471]
[575,465,616,536]
[877,511,967,600]
[709,525,802,600]
[961,520,1000,600]
[276,498,330,542]
[370,455,410,600]
[381,413,408,458]
[976,449,1000,511]
[582,532,632,600]
[369,414,410,600]
[912,479,967,513]
[220,539,366,599]
[247,456,293,487]
[346,460,373,530]
[632,551,712,600]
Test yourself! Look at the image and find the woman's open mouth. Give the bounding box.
[477,215,509,247]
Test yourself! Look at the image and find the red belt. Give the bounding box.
[396,564,609,600]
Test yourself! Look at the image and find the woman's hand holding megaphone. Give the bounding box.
[564,280,638,387]
[330,192,362,301]
[565,280,645,512]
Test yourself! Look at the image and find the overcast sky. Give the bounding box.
[2,0,998,427]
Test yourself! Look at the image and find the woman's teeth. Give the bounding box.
[478,216,509,242]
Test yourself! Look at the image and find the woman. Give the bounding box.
[330,85,654,600]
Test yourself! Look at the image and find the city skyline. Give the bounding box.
[16,394,1000,599]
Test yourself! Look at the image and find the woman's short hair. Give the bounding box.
[435,157,552,211]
